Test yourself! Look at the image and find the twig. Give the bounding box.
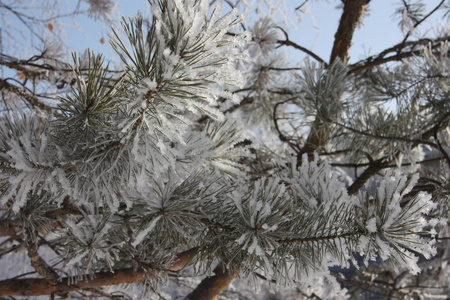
[346,159,386,195]
[0,79,55,114]
[400,0,446,44]
[278,231,363,244]
[332,120,438,148]
[276,27,328,67]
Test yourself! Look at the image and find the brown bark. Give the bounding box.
[0,78,54,114]
[298,0,370,165]
[297,118,331,166]
[24,229,59,285]
[0,222,20,239]
[346,160,385,195]
[185,264,240,300]
[0,268,146,297]
[0,247,198,297]
[329,0,371,64]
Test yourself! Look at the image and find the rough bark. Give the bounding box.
[0,247,198,297]
[329,0,371,64]
[185,264,240,300]
[297,118,331,166]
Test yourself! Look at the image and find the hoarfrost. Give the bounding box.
[132,215,163,247]
[366,217,377,233]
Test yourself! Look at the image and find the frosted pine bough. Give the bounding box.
[0,0,447,299]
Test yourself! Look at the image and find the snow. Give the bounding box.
[366,217,377,233]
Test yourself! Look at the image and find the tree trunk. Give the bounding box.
[330,0,371,64]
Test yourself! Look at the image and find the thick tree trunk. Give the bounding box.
[185,264,240,300]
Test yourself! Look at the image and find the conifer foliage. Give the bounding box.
[0,0,448,299]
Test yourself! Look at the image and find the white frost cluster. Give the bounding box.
[356,171,438,274]
[0,115,69,212]
[249,17,279,57]
[85,0,117,22]
[286,153,350,210]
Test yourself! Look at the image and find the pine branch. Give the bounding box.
[0,268,145,297]
[24,229,59,286]
[0,222,20,239]
[0,1,446,298]
[330,156,445,169]
[297,117,331,166]
[185,263,240,300]
[0,247,198,297]
[90,87,160,157]
[0,199,87,239]
[332,120,438,148]
[419,112,450,142]
[296,0,370,165]
[199,218,235,233]
[345,115,450,195]
[273,98,302,152]
[346,159,386,195]
[434,125,450,169]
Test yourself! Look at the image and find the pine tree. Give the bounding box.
[0,0,448,299]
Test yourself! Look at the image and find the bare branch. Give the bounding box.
[276,27,328,67]
[346,159,387,195]
[0,247,199,297]
[349,36,450,74]
[434,123,450,169]
[0,78,55,114]
[332,120,439,148]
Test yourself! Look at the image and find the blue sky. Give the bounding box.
[2,0,447,68]
[60,0,447,66]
